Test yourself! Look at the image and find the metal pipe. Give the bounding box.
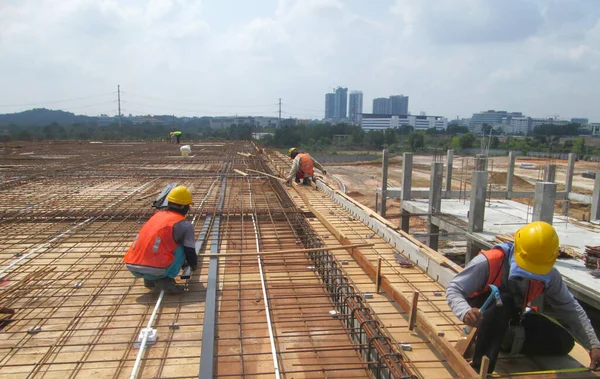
[130,289,165,379]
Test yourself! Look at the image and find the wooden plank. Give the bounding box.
[480,356,490,378]
[246,169,286,182]
[301,194,476,378]
[233,169,248,177]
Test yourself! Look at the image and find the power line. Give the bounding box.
[120,91,277,108]
[0,92,116,107]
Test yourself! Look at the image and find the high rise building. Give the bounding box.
[348,91,363,123]
[389,95,409,115]
[325,93,335,119]
[372,98,391,114]
[334,87,348,120]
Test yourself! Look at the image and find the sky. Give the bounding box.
[1,0,599,121]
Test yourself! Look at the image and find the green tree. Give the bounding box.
[458,133,476,149]
[384,128,397,145]
[446,124,469,135]
[573,138,586,156]
[490,136,500,149]
[408,132,425,151]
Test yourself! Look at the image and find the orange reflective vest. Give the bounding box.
[124,210,184,269]
[470,248,545,310]
[298,153,314,176]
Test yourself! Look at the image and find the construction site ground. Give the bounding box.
[0,141,597,379]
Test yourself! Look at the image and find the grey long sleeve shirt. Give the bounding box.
[446,254,600,350]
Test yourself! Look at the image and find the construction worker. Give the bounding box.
[446,221,600,373]
[174,130,182,144]
[169,131,175,144]
[285,147,327,185]
[124,185,197,294]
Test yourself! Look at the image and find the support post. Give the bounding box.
[428,162,443,250]
[475,154,487,172]
[375,258,382,293]
[591,170,600,221]
[563,153,576,216]
[380,148,388,217]
[506,151,516,199]
[400,153,413,232]
[445,149,453,195]
[466,171,487,263]
[533,182,557,224]
[543,164,556,183]
[408,291,420,331]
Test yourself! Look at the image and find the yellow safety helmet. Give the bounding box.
[288,147,298,158]
[514,221,559,275]
[167,185,193,205]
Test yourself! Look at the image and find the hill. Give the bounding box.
[0,108,94,126]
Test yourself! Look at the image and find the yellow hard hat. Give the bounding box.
[288,147,298,157]
[167,185,193,205]
[514,221,559,275]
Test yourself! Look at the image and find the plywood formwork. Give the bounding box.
[0,141,596,379]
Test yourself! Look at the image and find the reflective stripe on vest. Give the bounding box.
[469,248,545,310]
[297,153,314,176]
[123,210,184,269]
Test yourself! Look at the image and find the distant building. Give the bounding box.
[253,116,279,128]
[132,116,164,125]
[360,114,447,131]
[529,117,569,131]
[348,91,363,124]
[590,123,600,136]
[571,118,589,125]
[502,117,530,135]
[469,110,523,133]
[252,132,274,140]
[334,87,348,120]
[210,116,254,129]
[372,98,391,114]
[389,95,409,115]
[325,93,335,119]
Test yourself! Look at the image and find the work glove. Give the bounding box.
[322,170,327,175]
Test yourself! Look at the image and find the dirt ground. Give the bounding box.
[325,154,598,220]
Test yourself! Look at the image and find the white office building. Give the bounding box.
[360,114,447,131]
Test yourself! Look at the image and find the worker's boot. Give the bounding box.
[143,279,155,289]
[155,277,185,294]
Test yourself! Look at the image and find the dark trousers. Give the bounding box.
[176,135,181,144]
[295,171,311,185]
[469,292,574,373]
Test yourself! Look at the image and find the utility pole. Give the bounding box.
[278,98,282,128]
[117,85,122,127]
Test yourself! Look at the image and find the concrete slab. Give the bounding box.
[402,198,600,310]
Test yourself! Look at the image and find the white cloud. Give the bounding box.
[0,0,599,121]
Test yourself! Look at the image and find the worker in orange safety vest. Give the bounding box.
[446,221,600,373]
[285,147,327,185]
[124,185,197,294]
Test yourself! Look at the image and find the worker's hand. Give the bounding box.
[463,308,482,327]
[590,348,600,370]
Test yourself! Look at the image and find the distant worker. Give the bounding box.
[169,131,175,144]
[174,130,182,144]
[124,185,197,294]
[285,147,327,186]
[446,221,600,373]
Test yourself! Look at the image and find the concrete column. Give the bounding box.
[465,170,487,263]
[400,153,413,232]
[506,151,516,199]
[591,170,600,221]
[445,149,454,194]
[533,182,557,224]
[428,163,443,250]
[380,148,389,217]
[563,153,576,216]
[475,155,487,172]
[543,164,556,183]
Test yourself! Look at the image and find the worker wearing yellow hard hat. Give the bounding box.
[446,221,599,374]
[124,185,196,294]
[285,147,327,186]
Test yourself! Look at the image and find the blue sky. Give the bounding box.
[1,0,599,121]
